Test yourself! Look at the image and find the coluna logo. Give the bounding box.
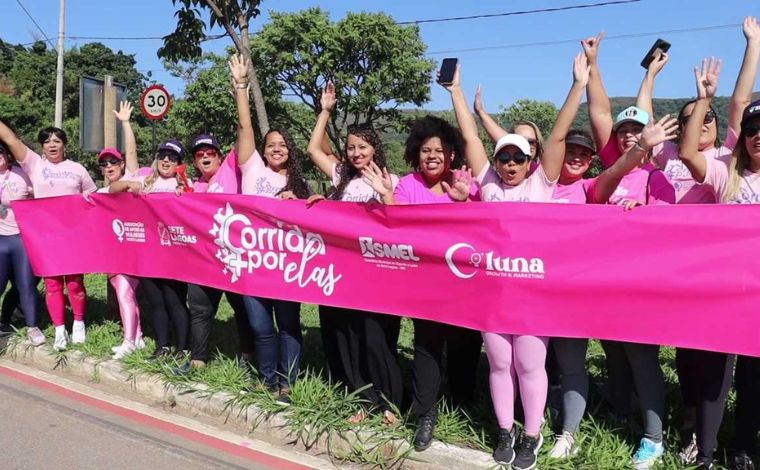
[445,242,545,280]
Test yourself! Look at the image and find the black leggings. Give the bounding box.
[0,234,39,327]
[186,284,252,362]
[319,305,364,390]
[141,278,189,350]
[676,348,735,460]
[734,355,760,455]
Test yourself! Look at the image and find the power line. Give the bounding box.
[66,33,226,42]
[427,23,742,55]
[397,0,641,25]
[14,0,56,50]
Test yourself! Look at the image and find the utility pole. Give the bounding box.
[54,0,65,127]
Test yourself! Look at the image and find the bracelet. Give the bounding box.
[234,83,249,89]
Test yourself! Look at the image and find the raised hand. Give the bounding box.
[321,81,337,113]
[437,63,461,92]
[694,57,722,99]
[112,100,133,122]
[744,16,760,45]
[638,114,679,150]
[647,51,669,77]
[473,84,485,114]
[361,161,393,197]
[581,31,605,65]
[442,166,473,202]
[573,53,591,87]
[228,54,249,84]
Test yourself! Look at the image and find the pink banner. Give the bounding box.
[12,193,760,357]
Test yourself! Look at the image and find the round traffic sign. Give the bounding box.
[140,85,172,120]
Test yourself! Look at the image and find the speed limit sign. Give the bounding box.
[140,85,172,120]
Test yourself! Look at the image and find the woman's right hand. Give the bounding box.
[321,81,337,113]
[473,84,485,114]
[361,161,393,197]
[638,114,679,150]
[228,54,249,84]
[113,101,133,122]
[580,31,604,65]
[437,64,461,92]
[694,57,722,100]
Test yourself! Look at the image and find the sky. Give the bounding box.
[1,0,759,111]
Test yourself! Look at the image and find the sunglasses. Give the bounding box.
[157,152,181,163]
[495,150,529,165]
[98,158,121,168]
[743,125,760,138]
[680,111,715,126]
[194,149,219,159]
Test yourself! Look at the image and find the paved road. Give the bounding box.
[0,363,322,470]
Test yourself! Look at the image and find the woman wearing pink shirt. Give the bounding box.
[0,139,45,346]
[0,121,96,350]
[442,54,587,469]
[679,58,760,470]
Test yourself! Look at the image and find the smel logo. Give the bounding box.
[210,203,342,296]
[445,242,545,280]
[358,237,420,271]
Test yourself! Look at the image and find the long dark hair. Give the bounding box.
[327,123,386,201]
[262,128,311,199]
[404,115,465,171]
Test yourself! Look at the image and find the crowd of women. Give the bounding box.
[1,18,760,470]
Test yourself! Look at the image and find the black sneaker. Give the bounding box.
[493,427,516,464]
[730,453,756,470]
[413,410,437,451]
[696,458,715,470]
[151,346,172,361]
[275,388,292,406]
[0,323,14,337]
[513,432,544,470]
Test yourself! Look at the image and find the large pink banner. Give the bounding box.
[12,193,760,356]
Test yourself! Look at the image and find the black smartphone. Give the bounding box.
[437,58,458,86]
[640,39,671,69]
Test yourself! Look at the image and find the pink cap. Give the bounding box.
[98,147,123,161]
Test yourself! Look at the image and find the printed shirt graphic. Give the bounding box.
[552,178,597,204]
[0,166,33,235]
[599,128,738,204]
[194,150,241,194]
[394,171,478,204]
[703,155,760,204]
[240,150,286,198]
[605,163,675,205]
[19,148,96,198]
[332,162,399,203]
[476,163,557,202]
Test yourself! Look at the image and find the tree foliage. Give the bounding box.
[498,99,559,139]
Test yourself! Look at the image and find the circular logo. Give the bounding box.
[112,219,125,241]
[445,242,478,279]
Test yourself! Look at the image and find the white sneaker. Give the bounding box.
[27,327,46,346]
[549,431,578,459]
[71,320,86,344]
[112,340,136,360]
[134,336,146,350]
[53,326,69,351]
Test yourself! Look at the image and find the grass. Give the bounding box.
[0,274,746,468]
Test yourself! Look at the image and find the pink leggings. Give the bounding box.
[109,274,142,343]
[43,275,87,326]
[483,332,549,435]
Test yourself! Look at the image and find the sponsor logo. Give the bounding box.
[157,222,198,247]
[210,203,341,296]
[445,242,545,280]
[112,218,145,243]
[358,236,420,271]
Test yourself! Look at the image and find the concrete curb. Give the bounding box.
[1,339,494,469]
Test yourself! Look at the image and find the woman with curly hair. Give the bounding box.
[306,80,402,424]
[232,55,309,405]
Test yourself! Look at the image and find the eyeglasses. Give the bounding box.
[194,149,219,159]
[98,158,121,168]
[680,111,716,126]
[743,125,760,138]
[495,150,529,165]
[157,152,181,163]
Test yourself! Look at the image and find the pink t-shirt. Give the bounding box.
[552,178,597,204]
[605,163,675,205]
[703,155,760,204]
[0,167,33,236]
[332,162,399,203]
[239,150,287,198]
[393,171,478,205]
[476,163,557,202]
[193,150,241,194]
[599,129,738,204]
[129,173,180,194]
[19,149,96,198]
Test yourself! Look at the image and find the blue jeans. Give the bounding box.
[243,296,302,388]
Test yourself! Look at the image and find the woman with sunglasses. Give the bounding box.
[306,81,402,424]
[0,137,44,347]
[232,55,310,405]
[0,120,96,350]
[442,54,586,469]
[679,57,760,470]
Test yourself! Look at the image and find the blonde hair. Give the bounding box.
[144,158,186,193]
[509,120,544,160]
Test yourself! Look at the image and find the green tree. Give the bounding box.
[248,7,435,151]
[498,99,559,139]
[158,0,271,135]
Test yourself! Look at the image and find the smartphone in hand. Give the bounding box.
[437,58,459,86]
[641,39,671,69]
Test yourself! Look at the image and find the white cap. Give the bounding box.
[493,134,531,158]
